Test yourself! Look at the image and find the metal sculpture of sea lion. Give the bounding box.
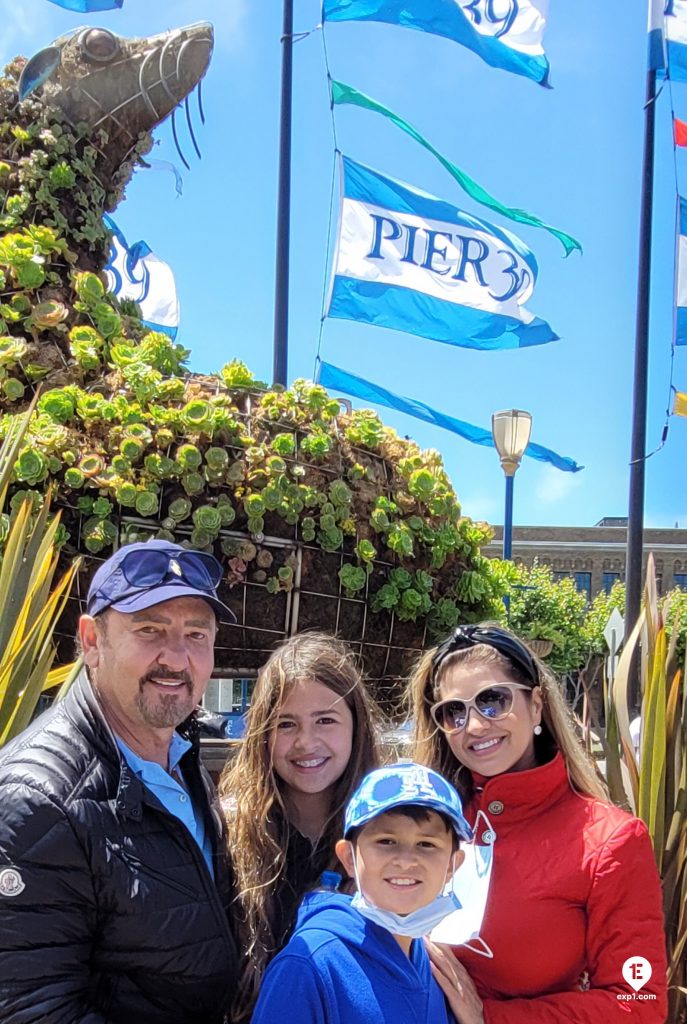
[18,22,212,146]
[0,22,213,388]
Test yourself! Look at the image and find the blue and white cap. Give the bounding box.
[344,762,472,843]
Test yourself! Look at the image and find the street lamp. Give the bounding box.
[491,409,532,561]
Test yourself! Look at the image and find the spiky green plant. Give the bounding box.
[604,555,687,1022]
[0,401,80,747]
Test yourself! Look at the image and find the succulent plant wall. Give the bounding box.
[0,45,503,697]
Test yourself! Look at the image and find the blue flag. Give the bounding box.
[46,0,123,10]
[328,157,557,351]
[323,0,550,85]
[103,215,179,338]
[649,0,687,80]
[318,362,582,473]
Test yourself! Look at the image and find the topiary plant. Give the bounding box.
[0,26,504,707]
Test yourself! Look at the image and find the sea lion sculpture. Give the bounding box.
[0,25,498,705]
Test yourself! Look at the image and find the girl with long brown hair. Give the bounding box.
[221,632,379,1021]
[409,623,667,1024]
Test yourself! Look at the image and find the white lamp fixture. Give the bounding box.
[491,409,533,476]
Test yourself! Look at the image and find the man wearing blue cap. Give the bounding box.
[0,540,239,1024]
[251,762,476,1024]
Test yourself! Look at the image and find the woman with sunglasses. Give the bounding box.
[409,624,667,1024]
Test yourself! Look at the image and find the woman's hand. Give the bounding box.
[425,940,485,1024]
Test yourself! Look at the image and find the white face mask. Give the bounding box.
[429,811,495,958]
[350,862,463,939]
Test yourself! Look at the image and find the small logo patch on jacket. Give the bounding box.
[0,867,25,897]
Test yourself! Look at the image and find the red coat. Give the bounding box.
[454,753,668,1023]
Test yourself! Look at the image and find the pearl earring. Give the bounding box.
[534,725,542,736]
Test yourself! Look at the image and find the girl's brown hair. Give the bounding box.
[221,632,379,1020]
[408,624,608,804]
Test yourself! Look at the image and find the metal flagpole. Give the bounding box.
[624,58,658,671]
[273,0,294,387]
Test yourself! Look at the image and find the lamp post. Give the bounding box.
[491,409,532,561]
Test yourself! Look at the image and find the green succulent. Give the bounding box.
[15,447,49,485]
[217,502,236,526]
[243,494,265,518]
[300,432,332,460]
[78,454,104,477]
[205,447,228,472]
[387,522,414,558]
[64,467,85,489]
[271,433,296,456]
[2,378,24,401]
[190,527,212,548]
[92,497,113,519]
[318,526,343,552]
[339,564,367,596]
[154,428,175,449]
[176,443,203,471]
[135,491,158,517]
[220,359,265,389]
[157,378,185,402]
[355,539,376,565]
[115,482,138,507]
[397,588,431,622]
[329,480,352,507]
[225,461,245,484]
[389,568,413,591]
[144,454,178,479]
[49,160,76,189]
[247,516,265,535]
[192,505,222,535]
[371,583,400,613]
[181,399,214,433]
[110,455,131,475]
[408,468,436,502]
[120,437,145,461]
[82,515,118,554]
[73,270,105,305]
[182,472,205,496]
[168,497,193,522]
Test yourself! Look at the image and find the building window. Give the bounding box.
[602,572,620,594]
[673,574,687,590]
[574,572,592,601]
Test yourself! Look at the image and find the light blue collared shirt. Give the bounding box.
[116,733,214,878]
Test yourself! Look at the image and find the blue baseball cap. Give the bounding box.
[86,540,236,622]
[344,762,472,843]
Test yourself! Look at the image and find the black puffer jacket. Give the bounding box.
[0,672,239,1024]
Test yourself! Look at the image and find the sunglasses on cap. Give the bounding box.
[93,548,223,599]
[430,682,532,735]
[430,624,538,688]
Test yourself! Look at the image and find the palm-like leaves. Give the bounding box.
[0,402,80,746]
[605,555,687,1021]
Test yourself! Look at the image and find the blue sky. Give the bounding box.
[2,0,684,530]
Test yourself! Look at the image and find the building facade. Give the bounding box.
[484,518,687,599]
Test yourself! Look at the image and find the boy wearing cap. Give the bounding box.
[0,540,239,1024]
[251,762,471,1024]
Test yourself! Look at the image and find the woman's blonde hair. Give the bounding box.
[409,623,608,804]
[221,632,379,1020]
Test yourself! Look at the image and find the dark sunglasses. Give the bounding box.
[104,548,223,594]
[431,624,538,687]
[430,683,531,735]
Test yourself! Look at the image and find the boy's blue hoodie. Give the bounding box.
[251,891,454,1024]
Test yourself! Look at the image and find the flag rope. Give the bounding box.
[314,22,341,377]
